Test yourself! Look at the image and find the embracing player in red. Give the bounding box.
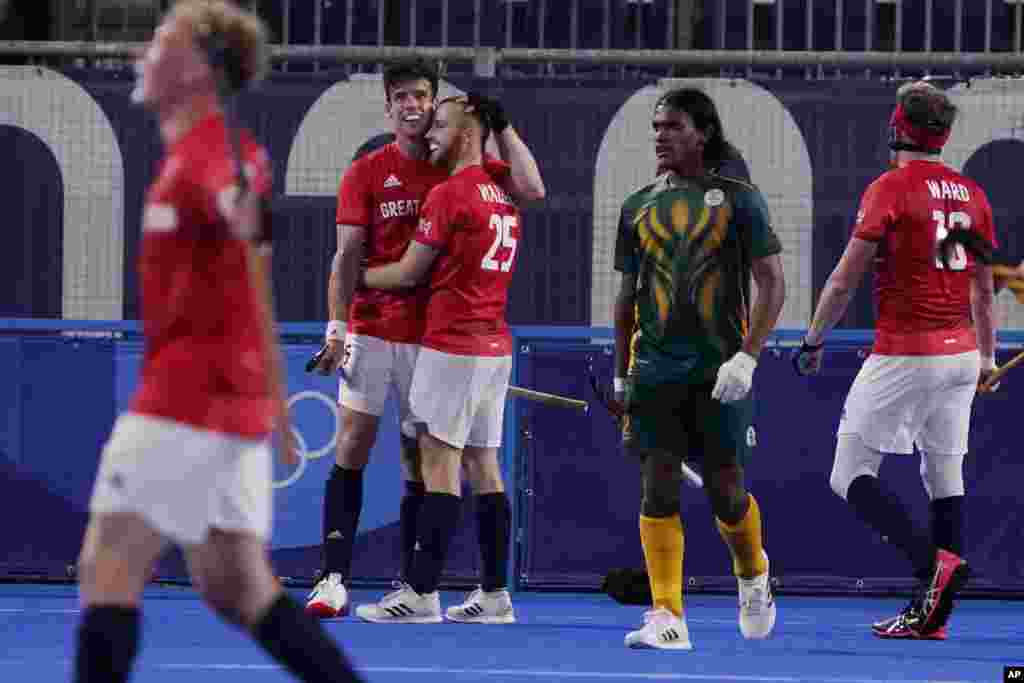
[349,95,537,624]
[794,81,998,640]
[304,57,544,619]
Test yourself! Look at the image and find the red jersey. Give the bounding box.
[336,143,510,344]
[414,165,520,356]
[336,142,447,343]
[853,160,996,355]
[131,114,274,438]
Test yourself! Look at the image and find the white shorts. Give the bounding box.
[838,351,980,456]
[88,413,272,546]
[408,347,512,450]
[339,334,419,435]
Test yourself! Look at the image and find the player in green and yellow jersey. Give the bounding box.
[611,88,787,650]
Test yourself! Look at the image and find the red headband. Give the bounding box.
[889,103,951,152]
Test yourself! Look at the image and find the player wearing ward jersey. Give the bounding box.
[611,88,787,651]
[795,81,997,640]
[305,57,544,619]
[75,4,363,683]
[353,95,533,625]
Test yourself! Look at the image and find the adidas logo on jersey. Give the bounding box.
[384,174,402,188]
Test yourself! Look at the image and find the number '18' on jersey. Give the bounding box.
[853,160,996,355]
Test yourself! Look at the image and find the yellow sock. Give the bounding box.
[716,494,768,579]
[639,514,684,617]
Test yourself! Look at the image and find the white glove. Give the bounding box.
[712,351,757,403]
[325,320,347,343]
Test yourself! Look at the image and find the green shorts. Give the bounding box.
[622,379,755,470]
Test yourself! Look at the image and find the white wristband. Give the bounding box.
[981,356,996,371]
[613,377,626,393]
[326,320,346,342]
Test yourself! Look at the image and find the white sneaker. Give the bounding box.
[624,607,693,650]
[304,573,348,619]
[738,552,777,639]
[446,587,516,624]
[355,582,443,624]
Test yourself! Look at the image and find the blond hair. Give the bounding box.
[170,0,269,90]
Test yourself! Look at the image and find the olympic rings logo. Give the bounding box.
[272,390,340,489]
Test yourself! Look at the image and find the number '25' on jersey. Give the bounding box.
[414,164,519,357]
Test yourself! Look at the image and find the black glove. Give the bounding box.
[466,91,509,135]
[792,339,825,376]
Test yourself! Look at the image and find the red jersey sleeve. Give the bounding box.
[853,175,901,243]
[482,154,511,181]
[335,159,374,227]
[414,185,456,250]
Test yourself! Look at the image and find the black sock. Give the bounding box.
[253,593,363,682]
[399,480,427,582]
[846,475,935,578]
[476,492,511,592]
[930,495,965,557]
[74,605,141,683]
[323,465,363,578]
[409,492,462,595]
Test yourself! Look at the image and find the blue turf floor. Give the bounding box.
[2,584,1021,682]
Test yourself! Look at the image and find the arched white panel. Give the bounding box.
[945,79,1024,331]
[285,77,473,197]
[0,66,124,319]
[591,79,814,329]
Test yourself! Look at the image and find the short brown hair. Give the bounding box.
[896,81,957,131]
[171,0,270,91]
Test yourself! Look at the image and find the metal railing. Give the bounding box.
[18,1,1024,79]
[7,41,1024,79]
[42,1,1024,54]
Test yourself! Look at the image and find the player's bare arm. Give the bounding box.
[465,92,545,203]
[611,273,636,414]
[806,237,878,345]
[971,262,998,389]
[741,253,786,358]
[313,223,366,375]
[237,196,299,467]
[494,126,546,203]
[363,241,439,290]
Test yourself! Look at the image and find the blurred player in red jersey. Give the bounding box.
[794,81,997,640]
[347,95,533,624]
[73,3,363,682]
[305,59,544,619]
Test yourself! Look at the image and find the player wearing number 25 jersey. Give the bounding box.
[354,95,537,626]
[414,168,518,357]
[799,81,997,641]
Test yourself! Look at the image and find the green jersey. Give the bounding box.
[614,173,782,385]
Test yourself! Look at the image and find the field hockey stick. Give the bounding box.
[980,349,1024,392]
[508,385,589,413]
[587,375,704,488]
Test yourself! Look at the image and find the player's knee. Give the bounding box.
[335,418,377,468]
[641,486,679,517]
[919,452,965,500]
[640,452,680,517]
[830,435,884,500]
[193,568,248,626]
[705,466,748,524]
